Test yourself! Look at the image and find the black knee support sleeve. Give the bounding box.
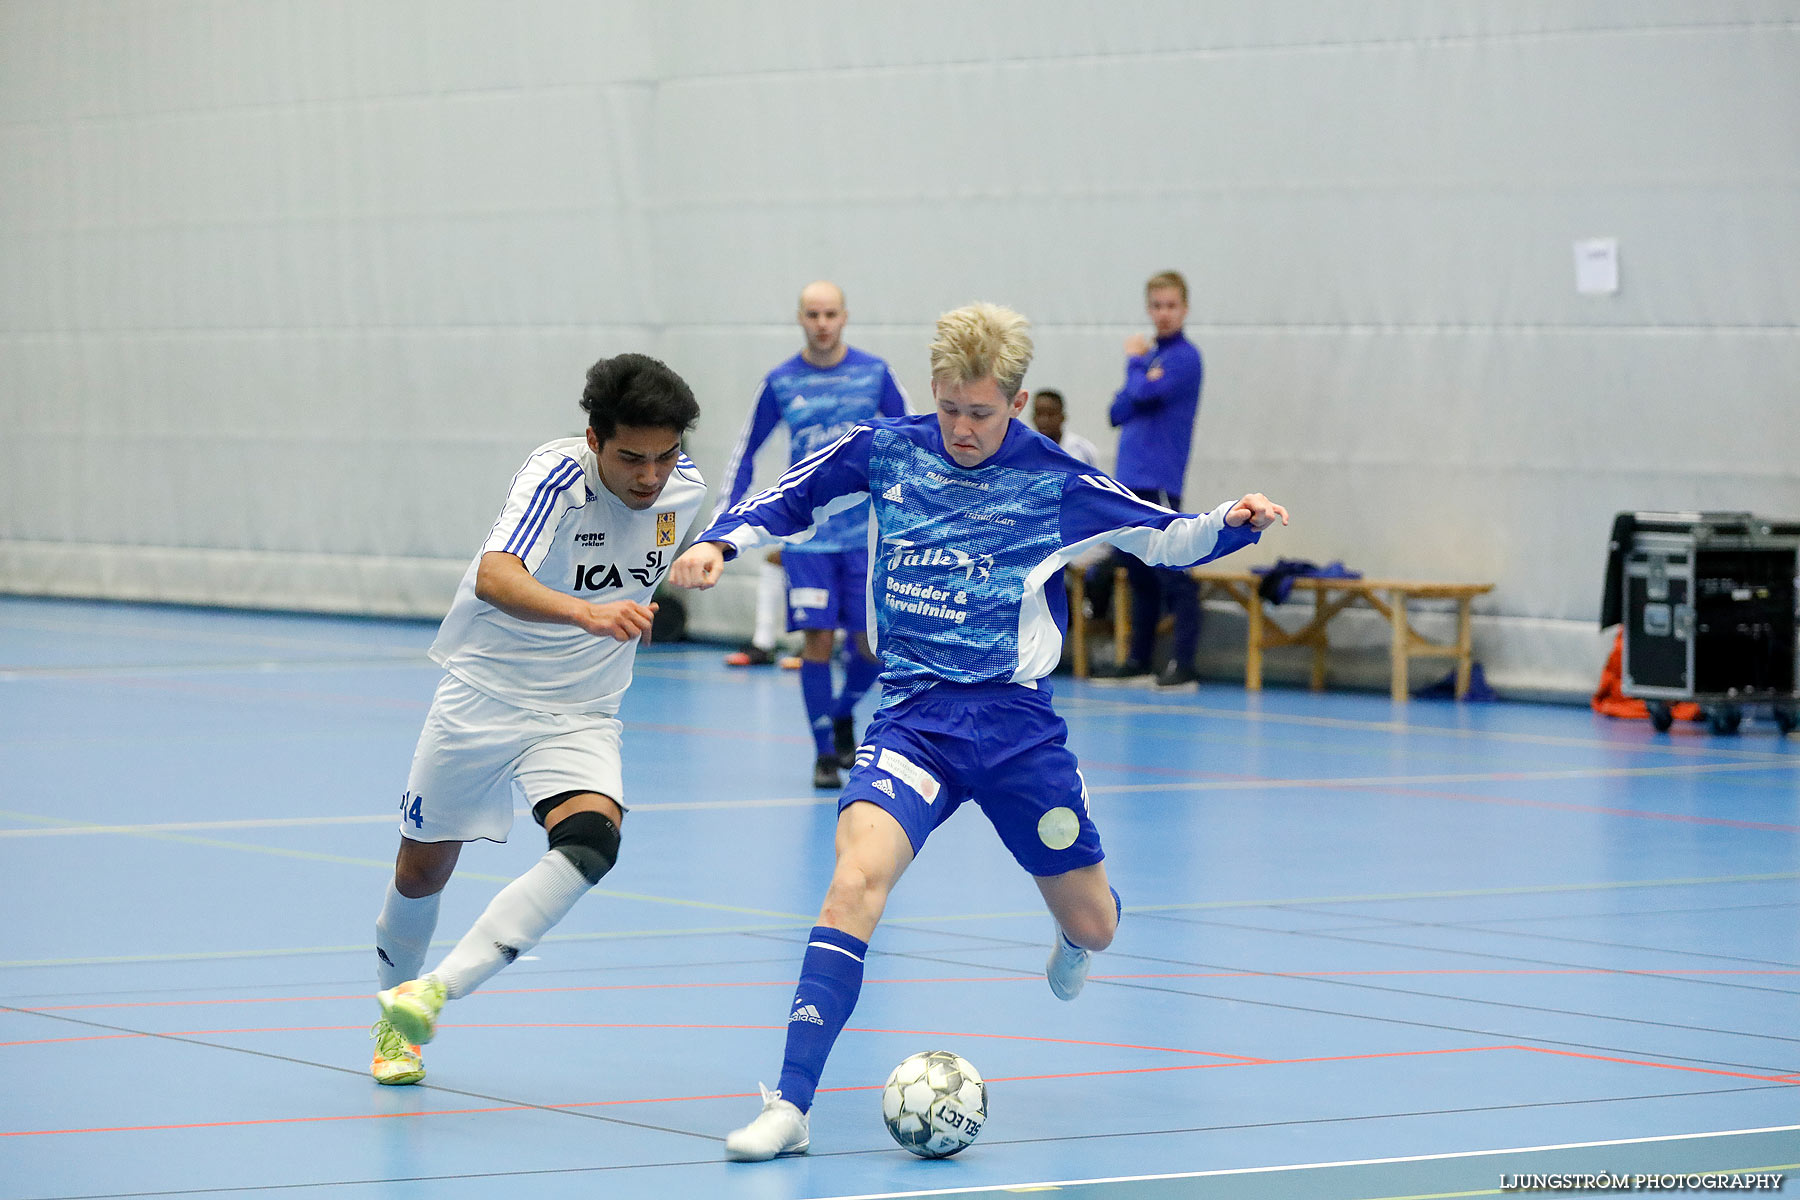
[545,810,620,885]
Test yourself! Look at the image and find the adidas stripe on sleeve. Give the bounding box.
[693,425,877,558]
[482,449,589,573]
[1058,473,1259,569]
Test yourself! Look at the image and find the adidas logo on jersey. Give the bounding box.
[882,483,903,503]
[789,1002,825,1025]
[872,778,895,798]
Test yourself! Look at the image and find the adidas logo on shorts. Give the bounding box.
[872,778,895,798]
[790,1002,825,1025]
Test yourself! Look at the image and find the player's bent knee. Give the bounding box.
[546,810,621,885]
[1061,906,1117,952]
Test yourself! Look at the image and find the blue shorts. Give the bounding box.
[783,548,869,633]
[838,682,1103,877]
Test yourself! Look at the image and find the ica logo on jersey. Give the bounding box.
[575,550,670,592]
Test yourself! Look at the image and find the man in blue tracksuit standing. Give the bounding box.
[1097,270,1206,688]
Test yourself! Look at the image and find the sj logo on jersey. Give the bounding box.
[575,551,669,592]
[656,511,677,547]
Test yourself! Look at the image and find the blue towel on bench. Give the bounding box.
[1250,559,1363,604]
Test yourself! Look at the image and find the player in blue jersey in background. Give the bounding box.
[672,302,1287,1160]
[713,280,910,788]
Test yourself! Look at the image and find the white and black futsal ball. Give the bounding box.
[881,1050,987,1158]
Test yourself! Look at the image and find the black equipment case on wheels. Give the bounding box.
[1600,511,1800,734]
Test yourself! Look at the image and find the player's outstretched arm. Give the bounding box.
[474,551,656,642]
[1225,493,1289,531]
[670,542,728,590]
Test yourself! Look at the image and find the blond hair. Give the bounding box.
[1145,270,1188,302]
[929,302,1034,397]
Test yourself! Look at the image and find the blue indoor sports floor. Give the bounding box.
[1,596,1795,1199]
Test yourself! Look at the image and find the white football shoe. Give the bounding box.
[724,1082,810,1161]
[1046,930,1092,1001]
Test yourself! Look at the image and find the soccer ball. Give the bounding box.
[881,1050,987,1158]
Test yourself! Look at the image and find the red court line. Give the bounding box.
[1,1022,1261,1062]
[11,1041,1791,1139]
[18,966,1795,1016]
[1510,1044,1800,1085]
[1100,968,1800,981]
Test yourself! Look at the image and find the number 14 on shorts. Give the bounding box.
[400,790,424,829]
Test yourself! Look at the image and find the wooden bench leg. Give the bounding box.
[1245,591,1264,691]
[1454,595,1473,699]
[1390,588,1410,702]
[1309,588,1330,691]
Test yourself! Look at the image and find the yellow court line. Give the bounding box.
[1086,758,1800,796]
[6,870,1795,970]
[872,871,1800,927]
[0,922,811,969]
[1062,695,1798,762]
[0,795,836,837]
[0,809,812,922]
[1123,871,1800,914]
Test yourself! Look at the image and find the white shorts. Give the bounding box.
[399,674,625,844]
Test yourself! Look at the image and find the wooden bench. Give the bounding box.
[1065,565,1493,701]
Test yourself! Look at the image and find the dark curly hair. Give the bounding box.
[580,353,700,445]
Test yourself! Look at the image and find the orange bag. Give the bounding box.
[1591,629,1699,721]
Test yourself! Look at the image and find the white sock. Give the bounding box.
[753,557,784,651]
[375,881,441,990]
[429,851,591,1000]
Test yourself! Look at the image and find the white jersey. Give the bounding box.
[1059,429,1102,469]
[429,436,707,714]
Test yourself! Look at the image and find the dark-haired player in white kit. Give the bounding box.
[673,303,1287,1158]
[368,353,706,1085]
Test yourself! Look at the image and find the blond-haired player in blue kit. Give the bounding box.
[368,353,706,1085]
[673,303,1287,1158]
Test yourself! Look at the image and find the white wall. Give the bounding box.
[3,2,1797,693]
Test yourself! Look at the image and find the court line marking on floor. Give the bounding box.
[0,796,838,838]
[10,965,1795,1021]
[2,1034,1791,1139]
[7,620,1786,768]
[0,808,814,924]
[0,608,436,655]
[0,654,432,680]
[806,1125,1800,1200]
[6,871,1793,969]
[0,1017,1266,1063]
[1087,758,1800,796]
[1063,694,1800,762]
[1120,872,1800,915]
[3,751,1784,839]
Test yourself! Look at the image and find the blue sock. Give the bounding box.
[775,926,867,1112]
[835,647,881,718]
[800,660,836,756]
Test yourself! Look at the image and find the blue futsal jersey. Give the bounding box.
[696,414,1262,706]
[712,347,908,555]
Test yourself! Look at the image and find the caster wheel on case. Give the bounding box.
[1646,701,1674,733]
[1773,705,1798,736]
[1706,704,1742,735]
